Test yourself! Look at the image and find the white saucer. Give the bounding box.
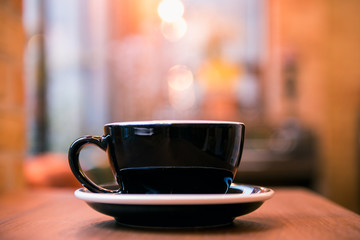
[75,184,274,228]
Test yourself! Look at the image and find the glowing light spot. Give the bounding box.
[167,65,196,110]
[161,17,187,41]
[167,65,193,91]
[157,0,184,23]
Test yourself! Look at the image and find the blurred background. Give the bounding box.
[0,0,359,213]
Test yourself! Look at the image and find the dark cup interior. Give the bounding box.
[104,121,245,194]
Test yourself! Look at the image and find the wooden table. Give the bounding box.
[1,187,359,240]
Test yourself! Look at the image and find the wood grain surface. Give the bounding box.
[0,188,359,240]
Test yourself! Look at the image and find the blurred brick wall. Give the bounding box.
[0,0,26,193]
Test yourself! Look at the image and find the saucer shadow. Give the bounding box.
[93,218,278,234]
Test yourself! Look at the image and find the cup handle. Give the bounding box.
[68,135,119,193]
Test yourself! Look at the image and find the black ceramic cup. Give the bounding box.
[68,120,245,194]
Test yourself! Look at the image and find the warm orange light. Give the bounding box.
[197,58,240,92]
[157,0,184,23]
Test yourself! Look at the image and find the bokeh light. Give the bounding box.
[157,0,184,23]
[160,17,187,41]
[167,65,195,110]
[167,65,194,91]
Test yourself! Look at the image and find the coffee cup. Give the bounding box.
[68,120,245,194]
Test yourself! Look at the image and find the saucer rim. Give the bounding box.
[74,184,274,205]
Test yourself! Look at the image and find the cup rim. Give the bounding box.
[105,120,244,127]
